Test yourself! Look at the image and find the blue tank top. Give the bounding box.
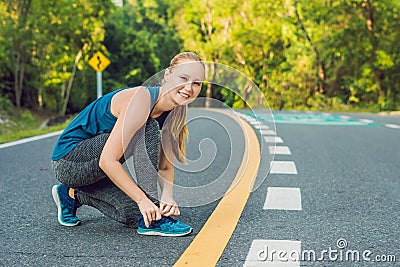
[51,86,167,160]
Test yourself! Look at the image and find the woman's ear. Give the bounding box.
[164,67,171,81]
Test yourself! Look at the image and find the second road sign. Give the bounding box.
[88,51,110,72]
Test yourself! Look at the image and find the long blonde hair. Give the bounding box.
[163,52,204,163]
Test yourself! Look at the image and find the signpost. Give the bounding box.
[88,51,111,99]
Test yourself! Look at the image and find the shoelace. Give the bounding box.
[162,216,177,224]
[152,216,178,228]
[139,214,178,227]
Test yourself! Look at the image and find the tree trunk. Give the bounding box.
[19,59,26,105]
[242,81,252,109]
[201,0,215,108]
[363,0,385,108]
[392,90,398,111]
[13,51,22,107]
[205,62,216,108]
[59,46,85,115]
[8,0,32,108]
[293,0,326,94]
[12,49,27,108]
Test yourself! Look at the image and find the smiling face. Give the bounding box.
[163,60,205,106]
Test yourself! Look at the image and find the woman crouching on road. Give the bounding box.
[51,52,205,236]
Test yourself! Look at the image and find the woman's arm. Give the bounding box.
[158,141,180,216]
[99,87,161,227]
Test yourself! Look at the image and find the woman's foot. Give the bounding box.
[137,214,193,237]
[52,184,81,226]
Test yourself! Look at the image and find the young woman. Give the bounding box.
[51,52,205,237]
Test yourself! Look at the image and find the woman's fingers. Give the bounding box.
[163,204,179,217]
[161,203,172,214]
[143,209,161,227]
[138,196,164,227]
[160,203,172,215]
[143,213,150,227]
[164,209,174,217]
[159,202,167,213]
[155,209,162,221]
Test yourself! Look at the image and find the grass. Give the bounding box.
[0,108,72,144]
[0,124,68,144]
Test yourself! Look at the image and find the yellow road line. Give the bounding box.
[174,109,261,267]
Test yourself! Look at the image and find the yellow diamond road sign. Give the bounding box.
[88,51,110,72]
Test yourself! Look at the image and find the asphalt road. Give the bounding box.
[222,110,400,266]
[1,109,399,266]
[0,109,244,266]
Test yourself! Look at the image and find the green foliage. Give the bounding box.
[0,0,399,121]
[102,0,182,90]
[0,96,13,112]
[21,110,34,122]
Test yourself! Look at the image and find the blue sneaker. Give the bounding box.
[52,184,81,227]
[137,215,193,237]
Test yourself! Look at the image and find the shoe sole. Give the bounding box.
[52,185,80,227]
[137,227,193,237]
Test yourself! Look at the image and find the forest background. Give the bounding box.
[0,0,399,141]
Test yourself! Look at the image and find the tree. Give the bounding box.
[103,0,182,90]
[37,0,113,115]
[1,0,399,115]
[2,0,33,108]
[171,0,237,107]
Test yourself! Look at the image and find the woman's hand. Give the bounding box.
[160,193,180,217]
[137,197,162,227]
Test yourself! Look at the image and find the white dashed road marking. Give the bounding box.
[244,239,301,267]
[241,112,302,267]
[359,119,374,124]
[269,146,291,155]
[260,130,276,135]
[264,136,283,144]
[255,125,270,130]
[385,123,400,129]
[263,187,302,210]
[270,161,298,174]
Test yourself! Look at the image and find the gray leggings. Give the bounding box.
[51,118,161,228]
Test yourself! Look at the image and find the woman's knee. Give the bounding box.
[51,159,73,185]
[51,158,107,187]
